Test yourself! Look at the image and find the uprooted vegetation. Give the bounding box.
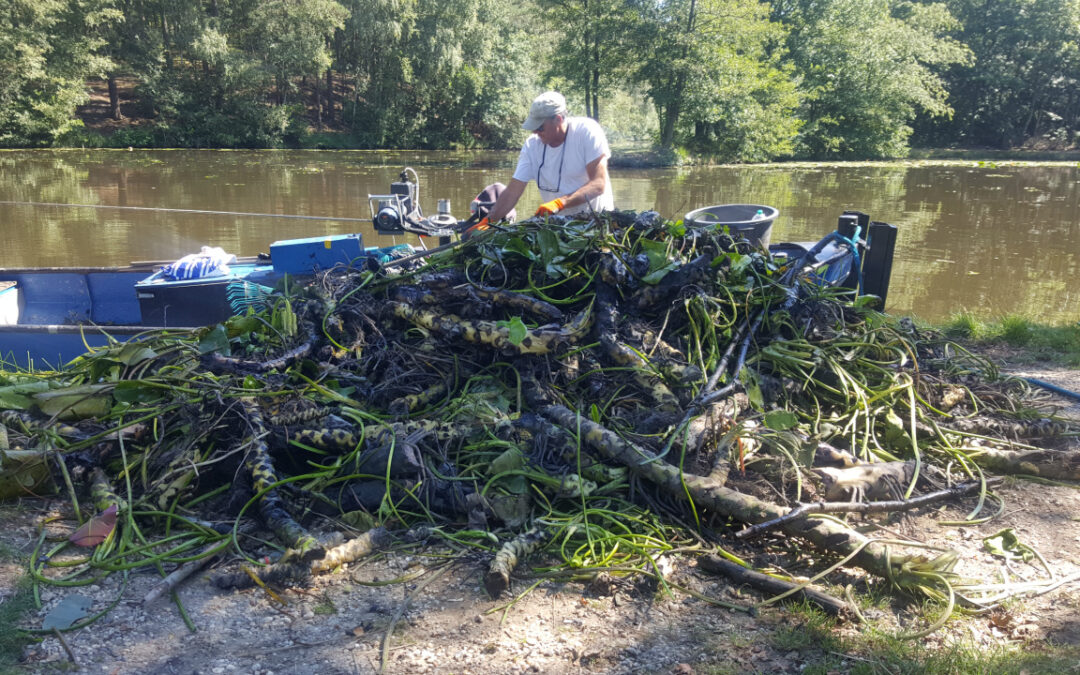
[2,210,1078,646]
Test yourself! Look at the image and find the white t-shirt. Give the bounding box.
[512,116,614,216]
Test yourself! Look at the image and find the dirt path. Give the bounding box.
[4,475,1079,674]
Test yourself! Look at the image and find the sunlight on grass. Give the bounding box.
[1000,314,1034,346]
[765,602,1080,675]
[943,310,981,339]
[929,315,1080,367]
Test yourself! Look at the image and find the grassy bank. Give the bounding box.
[932,314,1080,367]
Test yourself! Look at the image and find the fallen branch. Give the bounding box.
[966,447,1080,480]
[143,545,222,606]
[737,479,1000,540]
[538,402,955,588]
[697,555,854,618]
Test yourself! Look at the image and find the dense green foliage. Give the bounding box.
[0,0,120,145]
[0,0,1073,159]
[913,0,1080,150]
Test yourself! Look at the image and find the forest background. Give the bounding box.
[1,0,1077,161]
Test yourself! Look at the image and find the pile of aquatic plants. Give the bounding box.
[1,210,1077,636]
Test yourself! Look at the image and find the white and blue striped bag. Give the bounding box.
[161,246,237,281]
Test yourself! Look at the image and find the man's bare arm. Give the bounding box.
[557,155,608,210]
[487,178,527,223]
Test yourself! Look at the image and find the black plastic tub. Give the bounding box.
[683,204,779,248]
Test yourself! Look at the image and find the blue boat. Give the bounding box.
[0,234,413,369]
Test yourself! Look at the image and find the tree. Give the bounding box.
[628,0,801,160]
[777,0,971,158]
[539,0,635,121]
[334,0,534,148]
[247,0,346,106]
[915,0,1080,148]
[0,0,121,146]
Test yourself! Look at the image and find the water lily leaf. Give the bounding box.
[854,294,882,309]
[225,314,262,337]
[69,503,118,547]
[489,447,525,476]
[42,594,94,630]
[536,229,562,265]
[983,528,1035,562]
[490,493,530,528]
[740,367,764,411]
[638,238,670,270]
[340,510,377,531]
[116,342,159,365]
[198,324,231,355]
[34,384,113,419]
[764,410,798,431]
[726,251,753,275]
[641,262,678,285]
[666,221,686,237]
[87,358,122,382]
[503,237,537,261]
[0,391,33,410]
[113,381,163,404]
[0,449,56,500]
[501,317,527,345]
[883,408,913,453]
[0,381,52,410]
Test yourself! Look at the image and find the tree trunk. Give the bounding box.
[314,71,323,131]
[657,0,697,148]
[325,68,334,125]
[591,41,600,121]
[660,94,681,148]
[107,74,124,120]
[161,12,173,70]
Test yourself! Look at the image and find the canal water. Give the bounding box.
[1,150,1077,323]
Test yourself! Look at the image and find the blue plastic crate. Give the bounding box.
[270,234,364,275]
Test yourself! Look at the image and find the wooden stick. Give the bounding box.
[698,555,854,619]
[736,479,1000,540]
[52,627,79,665]
[143,547,221,607]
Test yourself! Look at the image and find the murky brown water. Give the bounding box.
[1,150,1077,323]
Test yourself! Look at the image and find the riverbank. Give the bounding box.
[934,316,1080,368]
[67,79,1080,167]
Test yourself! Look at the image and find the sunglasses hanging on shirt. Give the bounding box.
[537,124,569,193]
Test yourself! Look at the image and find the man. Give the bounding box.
[470,91,613,234]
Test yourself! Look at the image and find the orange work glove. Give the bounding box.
[462,216,491,239]
[535,198,565,217]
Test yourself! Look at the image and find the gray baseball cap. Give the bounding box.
[522,91,568,131]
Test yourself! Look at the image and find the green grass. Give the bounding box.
[942,310,982,339]
[760,602,1080,675]
[999,314,1035,347]
[0,576,37,673]
[931,315,1080,367]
